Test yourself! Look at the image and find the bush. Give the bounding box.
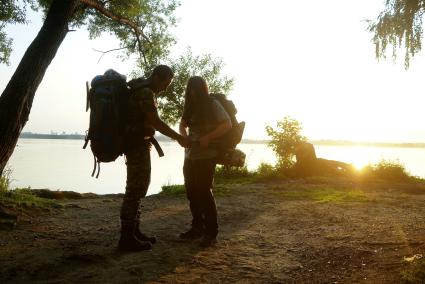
[361,159,412,181]
[265,116,307,169]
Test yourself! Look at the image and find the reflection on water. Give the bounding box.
[7,139,425,195]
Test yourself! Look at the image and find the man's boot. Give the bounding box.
[134,221,157,244]
[118,221,152,252]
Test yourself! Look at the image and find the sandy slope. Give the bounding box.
[1,178,425,283]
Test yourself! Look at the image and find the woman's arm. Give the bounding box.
[199,120,232,148]
[179,119,188,138]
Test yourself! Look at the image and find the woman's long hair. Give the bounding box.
[182,76,212,126]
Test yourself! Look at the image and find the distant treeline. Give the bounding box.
[20,132,85,140]
[18,133,425,148]
[311,140,425,148]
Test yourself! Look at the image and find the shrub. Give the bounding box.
[265,116,307,169]
[361,159,412,181]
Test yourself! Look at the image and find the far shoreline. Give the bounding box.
[18,133,425,148]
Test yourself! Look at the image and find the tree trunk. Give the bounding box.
[0,0,78,175]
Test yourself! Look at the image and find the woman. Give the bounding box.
[179,76,232,247]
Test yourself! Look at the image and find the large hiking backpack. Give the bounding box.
[210,93,246,167]
[83,69,129,178]
[210,93,245,149]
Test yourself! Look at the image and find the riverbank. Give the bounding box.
[1,177,425,283]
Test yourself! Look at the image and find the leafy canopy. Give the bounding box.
[368,0,425,68]
[0,0,179,68]
[266,117,307,169]
[1,1,234,124]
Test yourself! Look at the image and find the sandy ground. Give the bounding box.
[1,178,425,283]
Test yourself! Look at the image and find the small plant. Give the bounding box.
[401,256,425,283]
[265,116,307,170]
[0,168,12,192]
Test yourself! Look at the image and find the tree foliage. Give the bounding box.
[266,117,307,169]
[0,0,179,67]
[368,0,425,68]
[0,0,35,64]
[155,48,234,125]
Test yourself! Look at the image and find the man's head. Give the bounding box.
[149,65,174,94]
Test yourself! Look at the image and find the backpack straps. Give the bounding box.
[91,154,97,177]
[90,154,101,178]
[149,137,165,157]
[83,130,89,149]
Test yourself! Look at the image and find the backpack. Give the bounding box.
[83,69,129,178]
[210,93,246,167]
[210,93,245,149]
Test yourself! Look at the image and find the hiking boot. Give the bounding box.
[179,227,204,240]
[199,235,217,247]
[118,222,152,252]
[135,228,157,244]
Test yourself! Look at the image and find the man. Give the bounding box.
[119,65,187,252]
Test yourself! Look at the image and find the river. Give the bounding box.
[6,139,425,195]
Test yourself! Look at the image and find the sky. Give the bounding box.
[1,0,425,142]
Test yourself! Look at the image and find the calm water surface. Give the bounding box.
[7,139,425,195]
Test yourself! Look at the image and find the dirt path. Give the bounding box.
[1,178,425,283]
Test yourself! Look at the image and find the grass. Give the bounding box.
[272,186,370,203]
[214,163,287,184]
[215,165,256,184]
[0,187,62,210]
[0,170,61,210]
[401,256,425,283]
[161,184,186,195]
[161,184,230,197]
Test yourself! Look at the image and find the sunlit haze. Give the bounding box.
[1,0,425,142]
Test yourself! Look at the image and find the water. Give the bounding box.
[6,139,425,195]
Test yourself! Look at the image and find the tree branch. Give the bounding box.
[78,0,148,61]
[92,46,130,63]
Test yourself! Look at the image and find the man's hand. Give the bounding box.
[199,136,210,148]
[177,136,189,148]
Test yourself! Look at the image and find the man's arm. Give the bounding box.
[145,111,187,146]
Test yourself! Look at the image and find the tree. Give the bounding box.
[265,117,307,170]
[156,48,234,125]
[368,0,425,68]
[0,0,179,175]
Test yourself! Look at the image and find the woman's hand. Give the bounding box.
[199,136,210,148]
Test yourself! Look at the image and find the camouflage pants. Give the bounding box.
[120,142,151,223]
